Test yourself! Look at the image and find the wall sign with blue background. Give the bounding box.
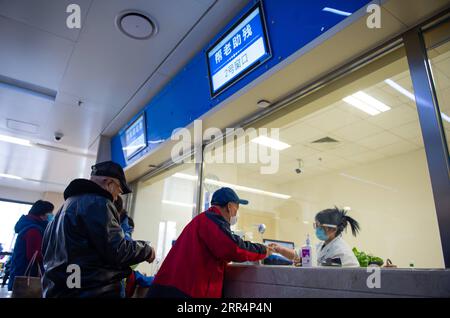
[113,0,373,168]
[207,2,271,97]
[123,114,147,161]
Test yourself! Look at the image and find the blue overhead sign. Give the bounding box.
[207,2,271,97]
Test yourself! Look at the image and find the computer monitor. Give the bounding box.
[263,239,295,250]
[262,239,295,266]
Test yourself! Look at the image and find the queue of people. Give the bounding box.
[2,160,361,298]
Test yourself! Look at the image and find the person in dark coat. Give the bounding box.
[7,200,54,291]
[42,161,155,298]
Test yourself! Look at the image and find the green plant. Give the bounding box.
[352,247,383,267]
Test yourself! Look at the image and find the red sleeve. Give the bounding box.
[24,228,43,263]
[198,214,267,263]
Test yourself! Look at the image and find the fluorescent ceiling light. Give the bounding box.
[385,79,450,123]
[384,79,415,101]
[322,7,352,16]
[162,200,195,208]
[0,173,24,180]
[250,136,291,151]
[343,96,380,116]
[172,173,291,200]
[204,178,291,200]
[0,134,32,147]
[343,91,391,116]
[172,173,198,181]
[0,75,57,102]
[441,112,450,123]
[353,92,390,112]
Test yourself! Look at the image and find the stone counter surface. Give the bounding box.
[223,264,450,298]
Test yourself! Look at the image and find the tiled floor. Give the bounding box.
[0,286,12,298]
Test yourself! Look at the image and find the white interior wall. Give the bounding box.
[0,185,43,203]
[276,149,444,269]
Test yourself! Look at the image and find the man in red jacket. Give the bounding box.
[147,187,272,298]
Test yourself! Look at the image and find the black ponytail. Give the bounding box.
[316,206,361,237]
[342,214,360,237]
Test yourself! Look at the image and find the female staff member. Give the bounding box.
[269,207,360,267]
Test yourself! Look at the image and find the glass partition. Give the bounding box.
[132,163,197,275]
[201,46,444,269]
[424,21,450,157]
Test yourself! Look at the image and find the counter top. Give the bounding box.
[223,264,450,298]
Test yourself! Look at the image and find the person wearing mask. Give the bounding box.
[147,187,273,298]
[7,200,54,291]
[269,207,360,267]
[42,161,155,298]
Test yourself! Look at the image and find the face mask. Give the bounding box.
[315,227,328,241]
[230,215,238,226]
[47,214,54,222]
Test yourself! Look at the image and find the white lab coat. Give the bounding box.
[316,235,359,267]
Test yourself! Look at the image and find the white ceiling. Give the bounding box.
[216,52,450,187]
[0,0,249,193]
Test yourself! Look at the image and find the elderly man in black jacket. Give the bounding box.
[42,161,155,298]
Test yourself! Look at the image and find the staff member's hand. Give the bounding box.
[146,246,156,263]
[265,245,275,257]
[268,243,280,253]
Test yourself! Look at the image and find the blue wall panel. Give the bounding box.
[112,0,372,167]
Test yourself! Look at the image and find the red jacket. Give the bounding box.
[149,206,267,298]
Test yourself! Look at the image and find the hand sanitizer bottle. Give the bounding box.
[301,234,312,267]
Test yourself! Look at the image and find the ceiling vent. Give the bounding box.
[311,136,339,144]
[6,119,39,134]
[116,11,158,40]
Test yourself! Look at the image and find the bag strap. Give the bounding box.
[23,250,43,277]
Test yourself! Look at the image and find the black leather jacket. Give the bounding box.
[42,179,151,298]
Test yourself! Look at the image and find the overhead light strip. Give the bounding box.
[0,173,24,180]
[172,173,291,200]
[322,7,352,16]
[0,134,32,147]
[385,78,450,123]
[250,136,291,150]
[343,91,391,116]
[162,200,196,208]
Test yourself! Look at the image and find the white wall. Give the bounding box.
[277,149,444,269]
[132,166,196,275]
[0,185,42,203]
[0,185,64,211]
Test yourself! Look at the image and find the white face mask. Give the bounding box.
[230,215,238,226]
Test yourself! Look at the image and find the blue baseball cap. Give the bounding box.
[211,187,249,206]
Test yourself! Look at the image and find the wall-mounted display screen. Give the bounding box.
[123,114,147,160]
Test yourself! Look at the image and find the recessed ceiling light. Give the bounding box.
[343,91,391,116]
[116,11,157,40]
[251,136,291,151]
